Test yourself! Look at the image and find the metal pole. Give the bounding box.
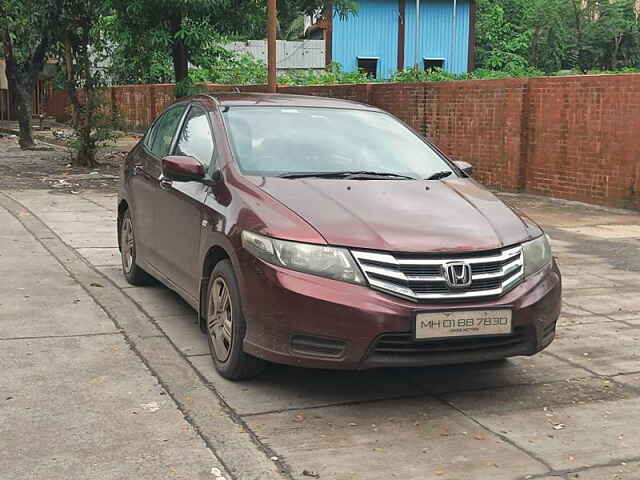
[450,0,457,73]
[415,0,420,67]
[267,0,277,93]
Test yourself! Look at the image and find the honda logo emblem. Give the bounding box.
[442,261,472,289]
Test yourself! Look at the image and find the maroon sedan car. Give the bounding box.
[118,93,561,380]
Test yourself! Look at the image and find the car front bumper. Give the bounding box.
[239,255,562,370]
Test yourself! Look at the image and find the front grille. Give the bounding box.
[352,245,524,302]
[371,328,526,356]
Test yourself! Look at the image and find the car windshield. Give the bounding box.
[223,106,455,179]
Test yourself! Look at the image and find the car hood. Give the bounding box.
[249,177,540,253]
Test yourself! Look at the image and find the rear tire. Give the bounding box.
[205,259,265,380]
[119,209,152,286]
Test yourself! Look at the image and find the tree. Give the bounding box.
[476,0,640,74]
[475,1,530,72]
[582,0,640,70]
[110,0,357,95]
[0,0,60,149]
[59,0,114,167]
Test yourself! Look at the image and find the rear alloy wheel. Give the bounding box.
[119,210,151,286]
[206,260,265,380]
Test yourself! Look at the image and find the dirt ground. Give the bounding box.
[0,132,135,193]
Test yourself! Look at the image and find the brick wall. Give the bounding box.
[525,75,640,209]
[46,74,640,209]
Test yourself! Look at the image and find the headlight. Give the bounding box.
[241,231,366,285]
[522,234,552,277]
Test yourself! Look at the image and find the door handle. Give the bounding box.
[133,164,143,175]
[159,177,173,190]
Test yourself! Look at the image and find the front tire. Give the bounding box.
[119,210,151,286]
[205,260,265,380]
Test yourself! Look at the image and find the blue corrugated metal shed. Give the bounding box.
[331,0,473,78]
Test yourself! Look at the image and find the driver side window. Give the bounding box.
[174,106,215,169]
[149,104,187,158]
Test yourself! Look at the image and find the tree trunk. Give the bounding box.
[572,0,587,72]
[14,85,36,149]
[63,32,98,168]
[611,35,623,70]
[529,26,542,67]
[172,38,189,84]
[170,13,189,97]
[76,122,97,167]
[2,30,40,149]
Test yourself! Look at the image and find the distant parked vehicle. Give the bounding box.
[118,93,561,380]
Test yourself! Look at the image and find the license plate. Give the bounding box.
[415,310,512,340]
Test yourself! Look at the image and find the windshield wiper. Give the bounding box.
[426,170,453,180]
[279,171,417,180]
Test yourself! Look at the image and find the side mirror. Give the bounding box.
[453,160,473,177]
[162,155,205,182]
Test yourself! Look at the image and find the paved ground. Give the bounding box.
[2,149,640,479]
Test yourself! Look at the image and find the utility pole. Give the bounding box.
[267,0,277,93]
[415,0,420,68]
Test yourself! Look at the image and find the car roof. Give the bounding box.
[193,92,381,112]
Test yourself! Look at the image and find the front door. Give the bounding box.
[153,104,216,298]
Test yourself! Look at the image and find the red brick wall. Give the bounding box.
[421,79,529,192]
[45,74,640,209]
[525,75,640,209]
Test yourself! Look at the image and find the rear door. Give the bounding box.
[153,102,216,298]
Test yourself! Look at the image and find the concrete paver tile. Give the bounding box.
[563,292,640,315]
[0,292,117,338]
[443,377,640,472]
[245,397,548,480]
[558,312,616,327]
[549,323,640,375]
[124,285,195,317]
[570,461,640,480]
[154,314,208,356]
[612,373,640,389]
[402,352,593,394]
[97,265,138,289]
[0,335,222,479]
[191,356,423,415]
[76,247,121,266]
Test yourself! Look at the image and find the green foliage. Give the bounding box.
[391,67,465,82]
[278,62,370,85]
[0,0,60,148]
[476,0,640,74]
[390,65,544,83]
[476,1,531,72]
[283,16,306,41]
[109,0,358,93]
[188,58,370,86]
[58,0,122,166]
[189,52,268,84]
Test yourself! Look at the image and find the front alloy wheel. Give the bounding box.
[205,260,265,380]
[207,277,233,362]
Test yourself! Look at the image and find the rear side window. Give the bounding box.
[174,106,215,168]
[149,104,187,158]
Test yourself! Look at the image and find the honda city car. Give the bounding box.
[118,93,561,380]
